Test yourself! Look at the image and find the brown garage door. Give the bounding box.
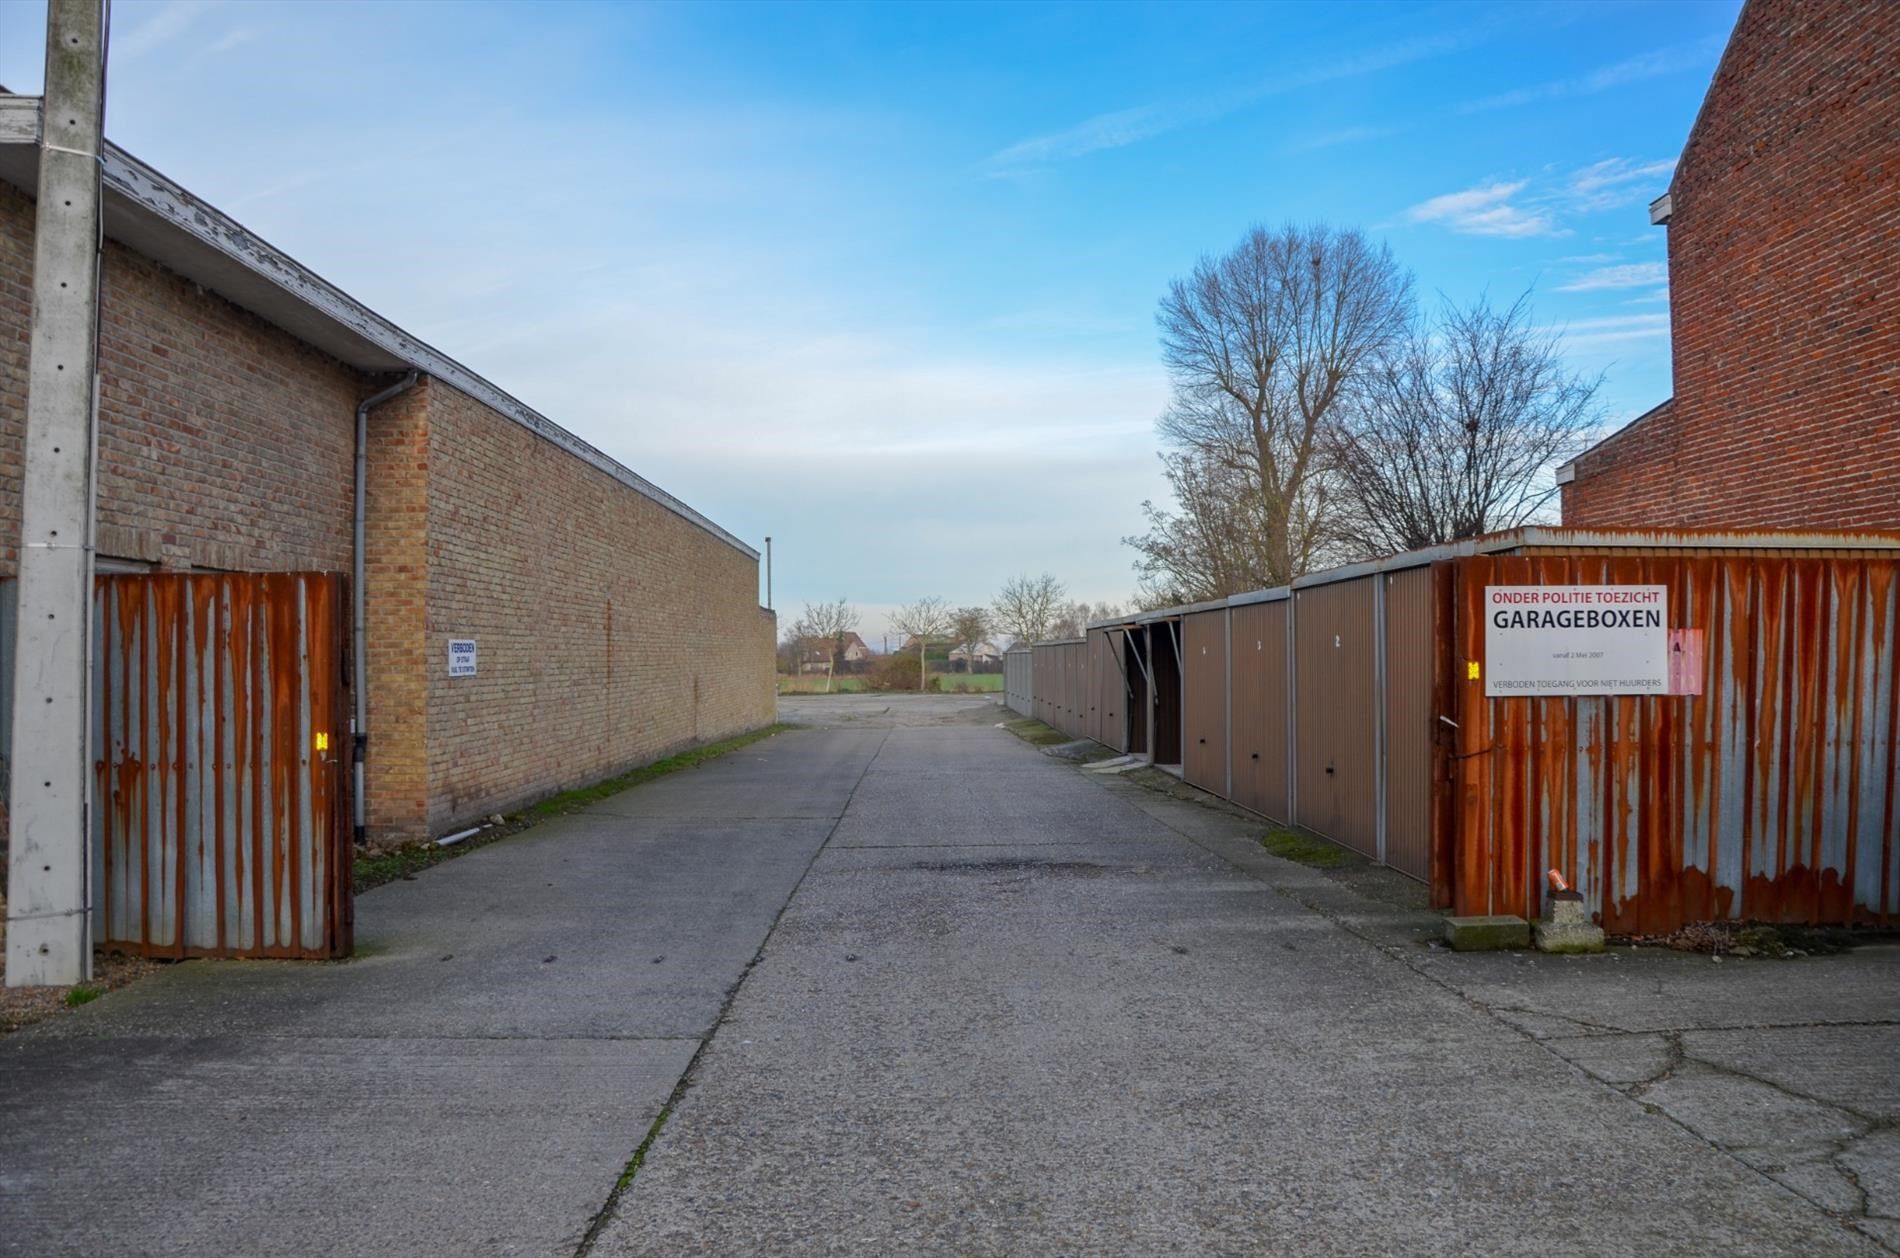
[1182,610,1227,794]
[1293,577,1378,856]
[1228,599,1289,820]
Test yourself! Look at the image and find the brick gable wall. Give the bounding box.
[1562,0,1899,528]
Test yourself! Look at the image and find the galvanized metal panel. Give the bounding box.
[1091,629,1127,752]
[1003,647,1033,716]
[1182,611,1227,793]
[1293,577,1378,856]
[1228,600,1288,820]
[1451,554,1900,933]
[1381,567,1434,882]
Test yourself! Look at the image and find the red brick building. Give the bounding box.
[0,96,776,851]
[1559,0,1898,529]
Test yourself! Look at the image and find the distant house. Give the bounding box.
[799,630,873,674]
[947,641,1005,673]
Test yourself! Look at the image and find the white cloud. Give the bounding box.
[1403,181,1562,238]
[1460,38,1722,113]
[986,29,1474,173]
[1568,156,1677,209]
[1557,262,1668,291]
[1406,157,1679,241]
[114,0,213,61]
[985,105,1175,171]
[1286,125,1398,155]
[1539,313,1670,348]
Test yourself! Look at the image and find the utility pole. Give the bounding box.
[6,0,108,988]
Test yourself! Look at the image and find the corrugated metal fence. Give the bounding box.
[1017,529,1900,934]
[3,573,353,959]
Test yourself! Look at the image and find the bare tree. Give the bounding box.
[1125,447,1285,606]
[991,573,1066,646]
[950,606,991,673]
[1329,293,1603,555]
[1152,223,1411,587]
[889,597,953,693]
[1047,599,1128,639]
[791,599,858,693]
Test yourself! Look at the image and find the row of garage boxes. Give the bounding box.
[1006,528,1900,937]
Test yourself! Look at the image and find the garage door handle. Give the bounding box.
[1251,753,1260,760]
[1198,737,1206,744]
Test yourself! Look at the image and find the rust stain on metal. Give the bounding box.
[1450,553,1899,933]
[90,573,352,960]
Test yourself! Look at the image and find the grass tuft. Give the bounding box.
[63,984,103,1007]
[353,724,793,894]
[526,724,793,819]
[1002,717,1070,746]
[1259,827,1355,869]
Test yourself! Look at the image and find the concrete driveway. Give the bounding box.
[4,695,1896,1255]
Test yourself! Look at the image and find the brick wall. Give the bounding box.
[1562,0,1899,529]
[2,178,775,851]
[0,180,359,575]
[363,383,431,844]
[418,383,774,836]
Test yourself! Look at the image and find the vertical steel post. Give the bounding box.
[1286,591,1299,827]
[1374,574,1389,866]
[6,0,108,988]
[1223,606,1233,801]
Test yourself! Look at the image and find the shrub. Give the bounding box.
[866,654,920,691]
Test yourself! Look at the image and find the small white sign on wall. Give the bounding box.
[447,638,478,678]
[1484,585,1668,697]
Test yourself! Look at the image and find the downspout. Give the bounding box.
[352,371,420,845]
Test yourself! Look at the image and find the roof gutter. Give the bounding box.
[353,371,419,846]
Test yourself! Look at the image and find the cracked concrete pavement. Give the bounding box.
[4,693,1897,1255]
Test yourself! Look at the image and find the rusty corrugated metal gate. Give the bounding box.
[1449,553,1900,933]
[1018,529,1900,936]
[4,573,353,960]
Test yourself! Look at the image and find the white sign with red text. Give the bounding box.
[1483,585,1668,697]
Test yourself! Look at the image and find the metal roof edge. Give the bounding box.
[1510,526,1900,552]
[1078,527,1900,625]
[1031,637,1088,647]
[0,100,757,561]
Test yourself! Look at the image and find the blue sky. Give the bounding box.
[0,0,1739,642]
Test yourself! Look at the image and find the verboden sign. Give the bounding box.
[1483,584,1668,697]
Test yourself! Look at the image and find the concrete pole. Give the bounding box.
[6,0,108,988]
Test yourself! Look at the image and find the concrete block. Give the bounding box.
[1534,892,1606,954]
[1444,915,1531,951]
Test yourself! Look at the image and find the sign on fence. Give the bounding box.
[447,638,478,677]
[1483,585,1668,697]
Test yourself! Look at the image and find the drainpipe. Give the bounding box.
[352,371,420,845]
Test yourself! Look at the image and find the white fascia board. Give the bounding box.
[0,94,39,143]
